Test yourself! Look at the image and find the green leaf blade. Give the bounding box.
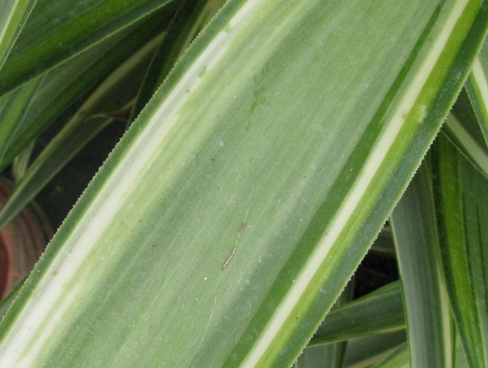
[311,281,405,346]
[391,162,454,367]
[343,331,407,368]
[0,32,162,230]
[0,0,176,95]
[0,0,36,70]
[432,135,488,368]
[295,280,354,368]
[371,343,409,368]
[466,50,488,147]
[444,96,488,178]
[0,0,486,367]
[0,0,35,70]
[129,0,227,124]
[0,11,168,172]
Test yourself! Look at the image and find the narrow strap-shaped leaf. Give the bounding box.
[342,331,407,368]
[0,34,162,230]
[466,45,488,146]
[319,281,355,368]
[295,280,355,367]
[0,0,177,96]
[0,0,37,71]
[371,329,475,368]
[294,346,335,368]
[431,134,488,368]
[0,0,486,367]
[454,335,473,368]
[310,281,404,345]
[129,0,227,124]
[390,161,454,367]
[443,92,488,177]
[0,279,24,323]
[0,10,169,172]
[0,74,44,166]
[11,139,35,182]
[371,343,409,368]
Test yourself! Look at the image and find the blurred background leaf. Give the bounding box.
[0,0,179,95]
[0,0,37,70]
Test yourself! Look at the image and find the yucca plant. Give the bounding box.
[0,0,487,367]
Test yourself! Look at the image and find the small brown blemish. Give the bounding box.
[222,209,250,269]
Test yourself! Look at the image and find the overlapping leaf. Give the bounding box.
[371,343,409,368]
[443,90,488,178]
[342,331,407,368]
[0,0,486,367]
[432,134,488,368]
[0,0,36,70]
[296,281,354,367]
[390,161,454,367]
[466,42,488,146]
[130,0,227,123]
[310,281,404,346]
[0,11,169,173]
[0,33,163,230]
[0,0,177,95]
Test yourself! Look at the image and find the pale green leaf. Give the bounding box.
[369,329,475,368]
[390,161,454,367]
[310,281,404,346]
[443,90,488,178]
[0,0,36,70]
[0,279,23,323]
[0,0,486,367]
[342,331,407,368]
[130,0,227,123]
[371,343,409,368]
[466,42,488,146]
[296,280,355,368]
[11,140,35,182]
[295,345,335,368]
[431,134,488,367]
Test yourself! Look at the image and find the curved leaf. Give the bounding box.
[0,33,163,230]
[0,10,169,172]
[466,44,488,146]
[0,0,177,95]
[432,134,488,368]
[129,0,227,123]
[0,0,36,70]
[371,343,409,368]
[310,281,404,346]
[444,91,488,178]
[391,162,454,367]
[296,280,354,368]
[343,331,407,368]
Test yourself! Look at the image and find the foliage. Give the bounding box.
[0,0,487,367]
